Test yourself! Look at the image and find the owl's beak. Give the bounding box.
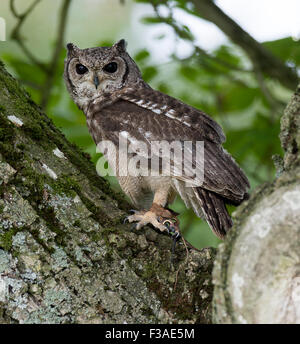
[93,75,100,89]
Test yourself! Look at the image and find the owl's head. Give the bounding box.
[64,39,142,110]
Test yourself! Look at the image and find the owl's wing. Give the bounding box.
[90,94,249,238]
[119,90,250,238]
[90,92,249,203]
[120,88,248,192]
[121,87,226,144]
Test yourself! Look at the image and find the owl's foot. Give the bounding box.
[124,209,167,232]
[124,203,181,238]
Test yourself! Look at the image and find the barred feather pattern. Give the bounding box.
[121,87,226,144]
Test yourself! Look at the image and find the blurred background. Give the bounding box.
[0,0,299,248]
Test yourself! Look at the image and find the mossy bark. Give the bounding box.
[1,60,299,325]
[0,61,215,324]
[213,85,300,324]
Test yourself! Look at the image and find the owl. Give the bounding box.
[64,39,250,239]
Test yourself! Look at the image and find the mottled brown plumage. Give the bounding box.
[64,39,250,239]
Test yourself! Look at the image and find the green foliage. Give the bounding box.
[263,37,300,65]
[1,1,297,249]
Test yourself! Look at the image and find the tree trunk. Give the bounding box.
[1,60,299,324]
[0,61,215,324]
[213,85,300,324]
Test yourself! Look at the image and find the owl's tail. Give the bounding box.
[172,179,248,239]
[194,188,233,239]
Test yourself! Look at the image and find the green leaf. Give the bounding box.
[179,65,199,81]
[213,45,242,69]
[134,49,150,62]
[172,23,194,41]
[222,86,260,112]
[263,36,300,65]
[141,16,163,25]
[142,66,158,82]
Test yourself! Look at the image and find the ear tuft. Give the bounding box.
[112,39,127,53]
[66,43,80,57]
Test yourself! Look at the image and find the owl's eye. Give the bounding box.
[76,64,88,75]
[103,62,118,73]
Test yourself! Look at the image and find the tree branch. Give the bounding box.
[9,0,72,110]
[0,61,215,324]
[40,0,72,109]
[190,0,298,90]
[10,0,47,72]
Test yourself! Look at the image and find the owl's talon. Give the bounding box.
[174,231,181,239]
[167,225,180,239]
[124,210,166,232]
[124,207,181,236]
[124,210,144,225]
[167,226,175,235]
[166,224,175,234]
[160,218,181,239]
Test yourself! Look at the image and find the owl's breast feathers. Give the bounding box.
[86,87,250,238]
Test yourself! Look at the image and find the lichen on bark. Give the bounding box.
[280,85,300,170]
[212,84,300,324]
[0,61,215,323]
